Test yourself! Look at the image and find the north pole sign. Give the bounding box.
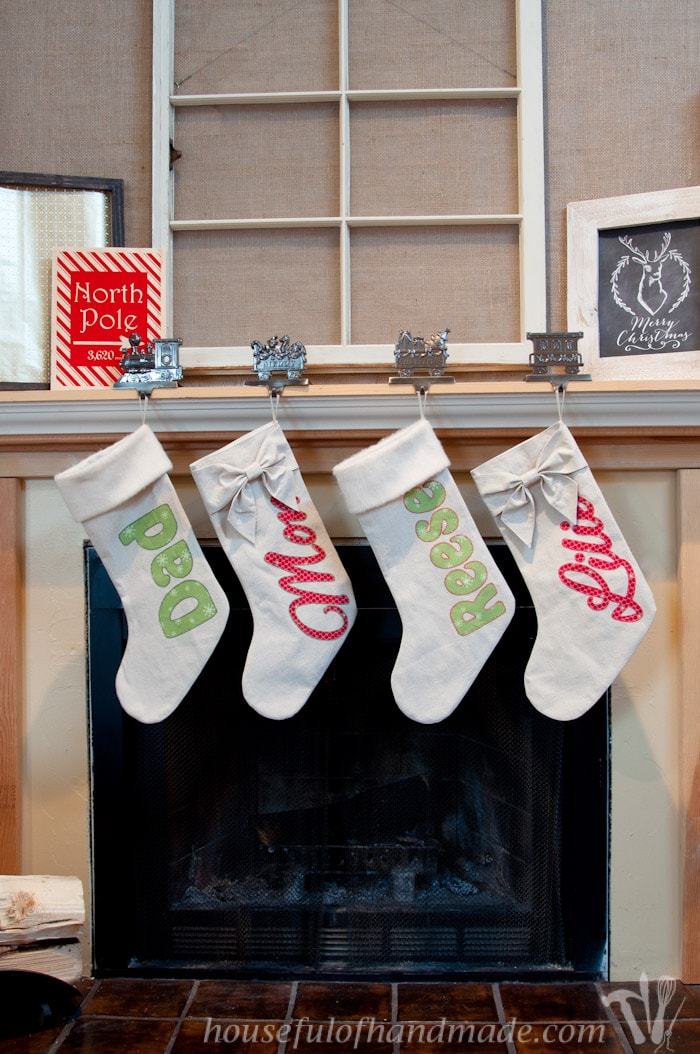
[51,248,164,388]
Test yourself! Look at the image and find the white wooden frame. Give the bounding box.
[152,0,546,370]
[567,186,700,381]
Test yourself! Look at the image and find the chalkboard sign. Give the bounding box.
[597,218,699,358]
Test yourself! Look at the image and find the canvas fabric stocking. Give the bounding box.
[190,421,357,720]
[55,425,230,724]
[333,418,515,723]
[471,420,656,720]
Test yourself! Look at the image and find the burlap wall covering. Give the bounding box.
[544,0,699,328]
[0,0,696,339]
[0,0,152,247]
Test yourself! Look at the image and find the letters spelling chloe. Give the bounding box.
[119,504,219,638]
[404,481,506,635]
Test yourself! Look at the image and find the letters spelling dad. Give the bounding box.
[118,504,219,639]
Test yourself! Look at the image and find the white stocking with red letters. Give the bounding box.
[471,420,656,720]
[333,418,515,723]
[190,421,357,719]
[55,425,230,724]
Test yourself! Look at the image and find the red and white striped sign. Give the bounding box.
[51,248,164,389]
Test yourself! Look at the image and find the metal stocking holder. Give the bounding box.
[524,331,591,392]
[389,327,456,393]
[110,328,593,405]
[244,335,310,398]
[113,332,183,399]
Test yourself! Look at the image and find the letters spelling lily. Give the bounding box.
[558,495,643,622]
[404,481,506,636]
[265,497,351,640]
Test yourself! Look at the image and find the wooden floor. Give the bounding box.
[1,978,700,1053]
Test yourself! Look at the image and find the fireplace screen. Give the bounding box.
[87,542,609,979]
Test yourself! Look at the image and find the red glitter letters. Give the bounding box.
[558,495,643,622]
[265,496,351,640]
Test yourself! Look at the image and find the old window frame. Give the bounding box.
[152,0,546,370]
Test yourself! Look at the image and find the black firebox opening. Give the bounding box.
[87,542,609,980]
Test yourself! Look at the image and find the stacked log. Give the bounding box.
[0,876,85,982]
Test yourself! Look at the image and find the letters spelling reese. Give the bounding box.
[404,480,506,636]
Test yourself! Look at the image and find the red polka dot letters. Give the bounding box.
[559,495,644,623]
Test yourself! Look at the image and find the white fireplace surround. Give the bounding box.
[2,380,698,982]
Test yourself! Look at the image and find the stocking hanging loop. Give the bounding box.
[138,390,149,426]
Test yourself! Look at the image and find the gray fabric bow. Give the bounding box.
[482,429,587,547]
[204,434,298,543]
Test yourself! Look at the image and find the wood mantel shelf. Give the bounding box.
[2,381,700,474]
[3,379,700,428]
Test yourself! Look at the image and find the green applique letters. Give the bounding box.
[404,482,506,636]
[118,503,218,638]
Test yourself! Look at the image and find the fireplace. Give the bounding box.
[87,539,609,980]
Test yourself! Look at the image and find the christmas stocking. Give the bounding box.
[471,420,656,720]
[55,425,230,724]
[190,421,357,720]
[332,418,515,723]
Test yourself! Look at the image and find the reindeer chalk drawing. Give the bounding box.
[611,232,691,318]
[622,232,670,315]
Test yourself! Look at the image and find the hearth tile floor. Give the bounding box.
[1,979,700,1053]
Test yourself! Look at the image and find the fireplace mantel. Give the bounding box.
[2,380,700,441]
[1,380,700,981]
[3,382,700,480]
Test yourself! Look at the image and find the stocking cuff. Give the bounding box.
[55,424,172,522]
[333,419,450,515]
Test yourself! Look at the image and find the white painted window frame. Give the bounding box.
[152,0,546,370]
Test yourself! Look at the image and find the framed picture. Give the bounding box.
[567,186,700,380]
[0,172,124,388]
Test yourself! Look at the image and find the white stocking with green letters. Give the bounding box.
[55,424,229,724]
[333,419,516,724]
